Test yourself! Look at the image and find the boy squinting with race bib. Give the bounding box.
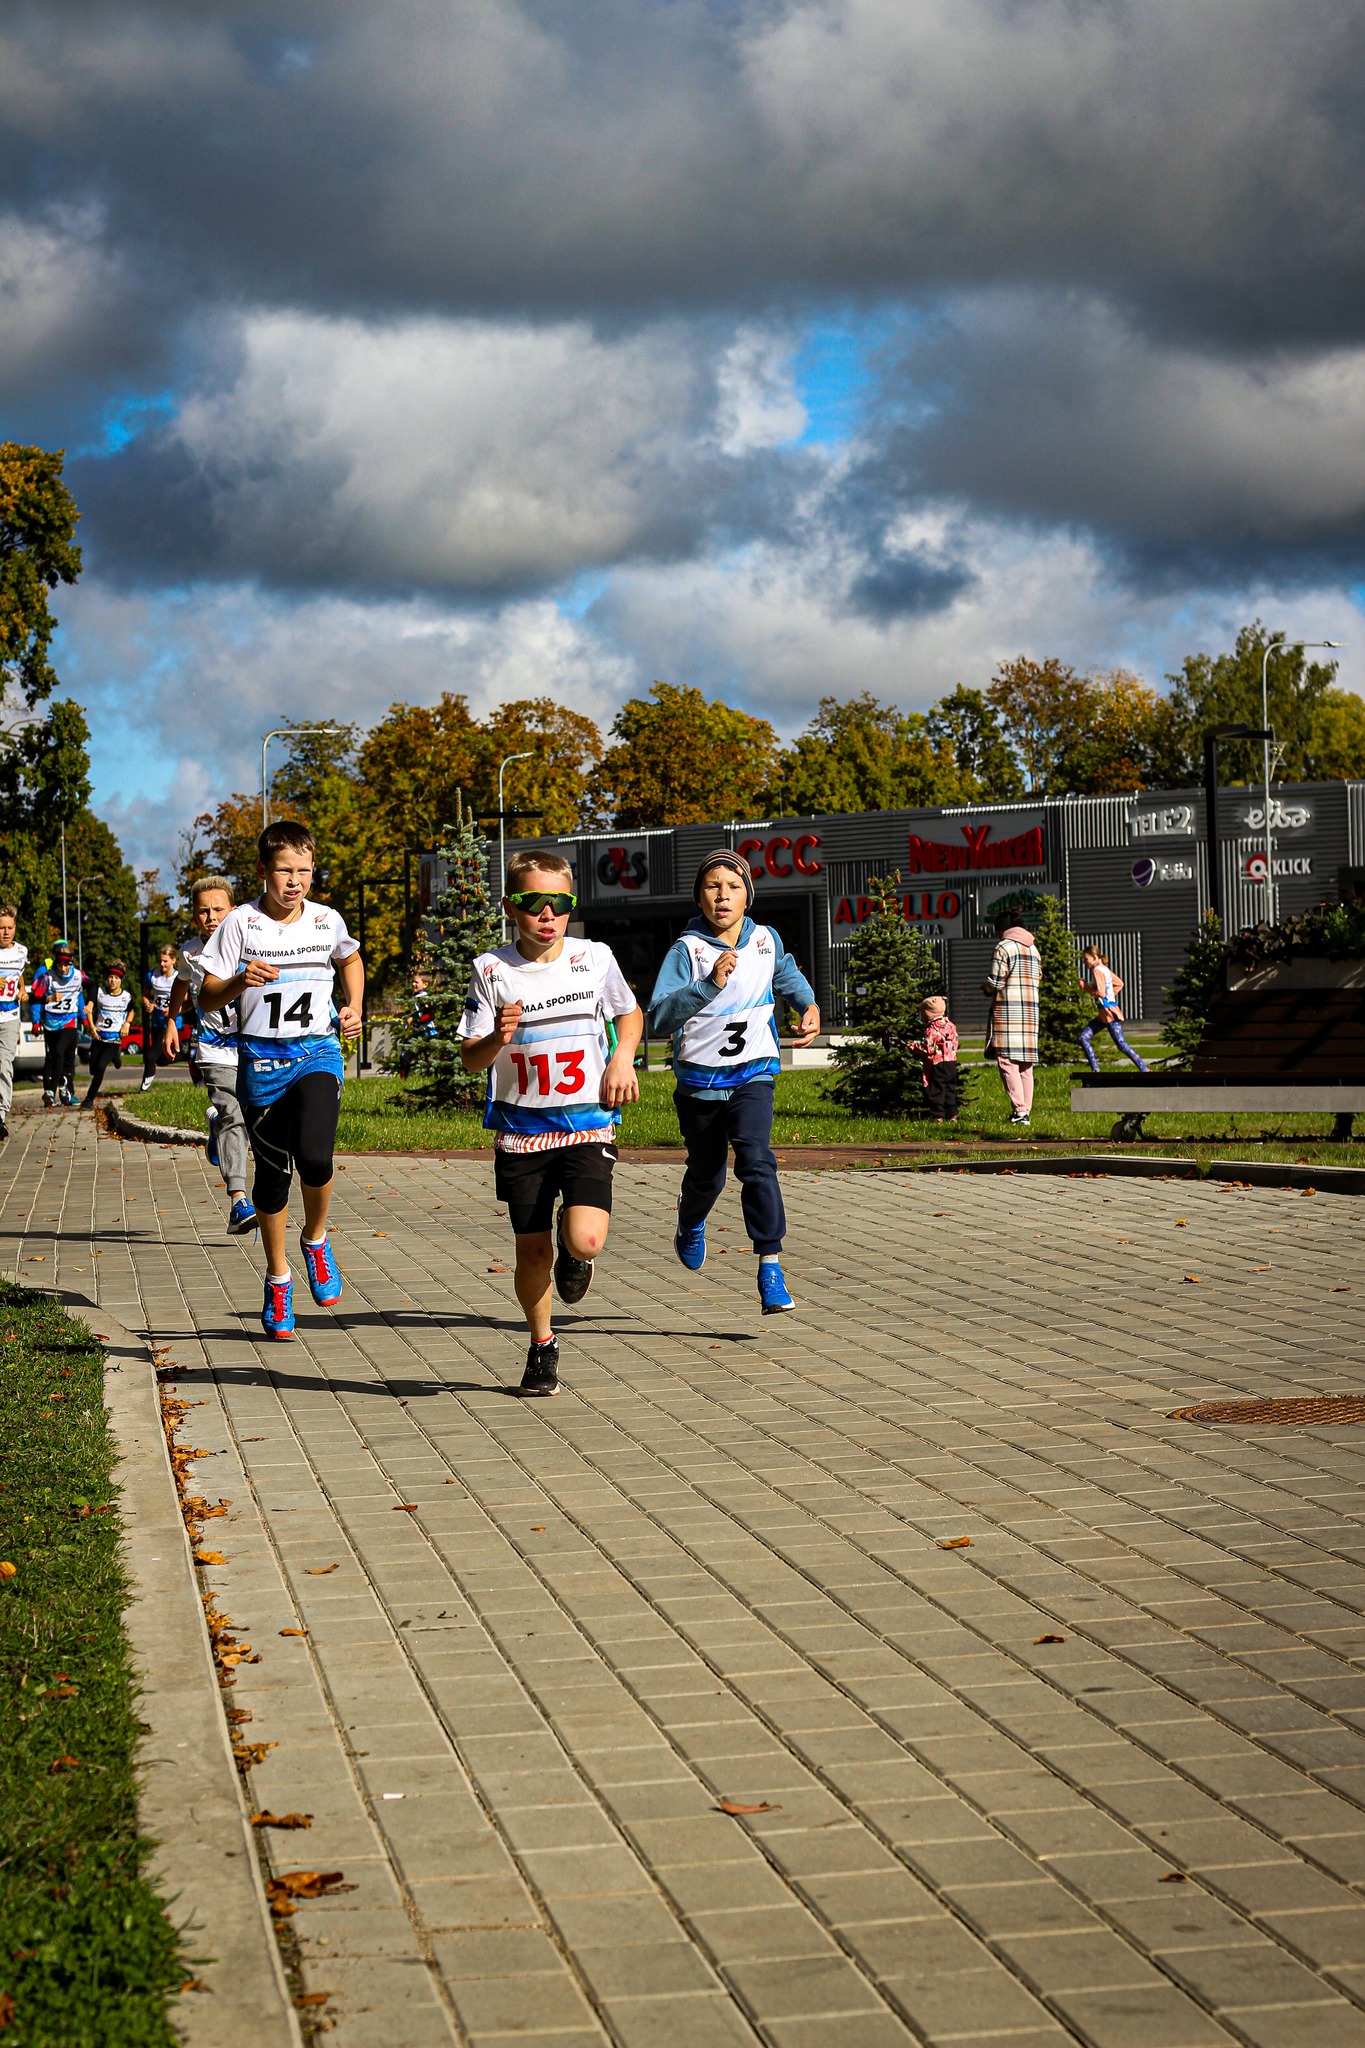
[198,821,363,1341]
[458,851,643,1397]
[649,849,819,1314]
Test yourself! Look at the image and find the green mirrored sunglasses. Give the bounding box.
[507,889,577,915]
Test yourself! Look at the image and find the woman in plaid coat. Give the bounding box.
[982,911,1040,1125]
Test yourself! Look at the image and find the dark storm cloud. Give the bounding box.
[2,0,1364,345]
[844,293,1365,591]
[6,0,1365,607]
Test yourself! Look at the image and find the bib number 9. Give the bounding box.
[508,1049,586,1096]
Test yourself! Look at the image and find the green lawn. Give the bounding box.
[0,1282,183,2046]
[143,1066,1365,1166]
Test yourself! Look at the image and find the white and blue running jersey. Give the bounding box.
[674,926,781,1090]
[93,986,133,1041]
[458,939,635,1151]
[35,965,84,1029]
[178,932,239,1069]
[0,943,27,1014]
[144,966,177,1018]
[197,897,358,1106]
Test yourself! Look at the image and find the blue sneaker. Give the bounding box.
[675,1206,707,1271]
[261,1274,295,1341]
[227,1197,257,1236]
[758,1261,795,1314]
[300,1233,343,1306]
[205,1108,219,1168]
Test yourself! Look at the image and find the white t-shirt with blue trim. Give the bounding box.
[458,939,635,1152]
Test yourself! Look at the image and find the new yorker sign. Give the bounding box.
[905,818,1046,874]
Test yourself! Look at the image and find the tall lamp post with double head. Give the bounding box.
[496,752,534,937]
[1259,638,1341,922]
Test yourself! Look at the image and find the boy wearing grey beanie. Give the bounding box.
[648,850,819,1312]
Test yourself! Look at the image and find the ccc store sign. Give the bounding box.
[735,833,822,880]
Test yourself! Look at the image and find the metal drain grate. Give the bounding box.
[1170,1396,1365,1426]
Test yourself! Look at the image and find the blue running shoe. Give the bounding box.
[261,1274,295,1341]
[757,1261,795,1314]
[675,1206,707,1271]
[300,1233,343,1306]
[227,1196,257,1236]
[205,1108,219,1168]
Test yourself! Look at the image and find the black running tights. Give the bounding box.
[241,1071,341,1215]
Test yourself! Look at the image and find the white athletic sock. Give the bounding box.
[301,1233,326,1247]
[759,1253,781,1266]
[268,1269,290,1284]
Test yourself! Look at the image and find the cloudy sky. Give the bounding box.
[5,0,1364,872]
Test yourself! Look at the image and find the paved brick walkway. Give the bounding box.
[7,1107,1365,2047]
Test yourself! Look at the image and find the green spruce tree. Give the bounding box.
[1163,910,1225,1067]
[828,873,944,1114]
[388,800,502,1106]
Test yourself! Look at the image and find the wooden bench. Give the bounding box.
[1071,959,1365,1140]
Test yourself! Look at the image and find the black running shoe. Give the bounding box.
[553,1211,594,1305]
[519,1336,560,1397]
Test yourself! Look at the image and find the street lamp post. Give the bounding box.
[1259,638,1340,922]
[261,724,349,830]
[496,752,534,936]
[75,875,104,979]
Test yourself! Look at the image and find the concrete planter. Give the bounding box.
[1227,957,1365,993]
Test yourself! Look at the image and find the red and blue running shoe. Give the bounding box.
[261,1274,296,1341]
[300,1233,343,1306]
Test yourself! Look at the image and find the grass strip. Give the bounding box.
[0,1281,183,2047]
[143,1069,1365,1166]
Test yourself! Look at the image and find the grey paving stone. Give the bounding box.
[17,1130,1365,2048]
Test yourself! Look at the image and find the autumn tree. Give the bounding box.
[179,793,269,904]
[987,657,1097,793]
[770,693,974,815]
[589,681,778,828]
[0,698,123,958]
[0,442,82,706]
[924,687,1025,801]
[1147,624,1342,789]
[1306,688,1365,780]
[478,699,603,835]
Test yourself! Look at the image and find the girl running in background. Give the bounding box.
[1079,947,1149,1073]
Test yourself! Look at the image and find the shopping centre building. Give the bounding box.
[429,781,1365,1029]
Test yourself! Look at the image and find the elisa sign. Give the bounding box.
[835,889,963,938]
[906,821,1045,873]
[735,832,821,881]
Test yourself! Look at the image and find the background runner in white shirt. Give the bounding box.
[80,960,134,1106]
[0,905,28,1138]
[164,876,255,1232]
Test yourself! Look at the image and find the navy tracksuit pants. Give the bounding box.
[675,1079,785,1254]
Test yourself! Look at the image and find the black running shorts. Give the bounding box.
[494,1140,617,1236]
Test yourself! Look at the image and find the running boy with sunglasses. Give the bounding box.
[459,851,642,1396]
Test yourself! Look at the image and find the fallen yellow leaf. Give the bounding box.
[936,1536,972,1550]
[0,1562,16,1581]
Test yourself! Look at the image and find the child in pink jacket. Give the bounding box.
[914,995,960,1120]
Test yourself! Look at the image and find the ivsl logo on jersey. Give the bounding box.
[569,951,591,973]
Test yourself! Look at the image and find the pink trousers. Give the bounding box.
[996,1056,1034,1116]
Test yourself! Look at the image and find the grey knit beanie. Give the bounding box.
[693,848,754,909]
